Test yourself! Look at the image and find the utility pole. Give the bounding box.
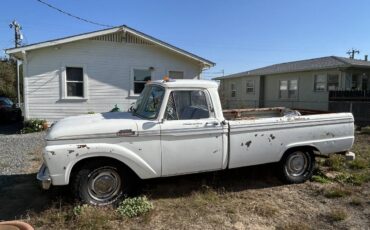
[9,20,23,106]
[346,48,360,59]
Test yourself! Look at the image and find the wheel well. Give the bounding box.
[280,146,319,162]
[69,156,139,183]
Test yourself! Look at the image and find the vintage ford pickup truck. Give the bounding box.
[37,79,355,205]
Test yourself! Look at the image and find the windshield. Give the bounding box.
[133,85,165,119]
[0,98,13,106]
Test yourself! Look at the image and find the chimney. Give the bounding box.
[365,55,368,61]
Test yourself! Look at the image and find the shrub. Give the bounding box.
[21,119,48,133]
[116,196,153,218]
[323,187,351,198]
[327,209,347,222]
[311,175,331,184]
[324,155,345,171]
[335,172,370,186]
[348,159,367,170]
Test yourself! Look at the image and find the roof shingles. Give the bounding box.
[216,56,370,80]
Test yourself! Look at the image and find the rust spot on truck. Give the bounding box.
[270,134,275,140]
[68,150,74,154]
[77,144,90,149]
[245,141,252,147]
[254,134,258,137]
[326,132,335,137]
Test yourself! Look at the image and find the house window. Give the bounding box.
[314,74,326,91]
[66,67,84,97]
[169,71,184,79]
[314,74,339,91]
[327,74,339,91]
[246,80,254,93]
[134,69,152,94]
[231,83,236,97]
[280,80,298,98]
[289,80,298,98]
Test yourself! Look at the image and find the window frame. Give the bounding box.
[246,80,255,94]
[131,67,153,96]
[314,74,327,92]
[164,89,214,121]
[327,74,339,91]
[279,79,298,99]
[231,83,236,97]
[61,64,88,100]
[168,70,185,79]
[314,74,340,91]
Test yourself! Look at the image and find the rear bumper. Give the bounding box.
[36,163,51,190]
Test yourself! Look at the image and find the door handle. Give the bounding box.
[116,129,136,137]
[205,121,219,126]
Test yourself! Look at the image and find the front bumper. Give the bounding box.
[36,163,51,190]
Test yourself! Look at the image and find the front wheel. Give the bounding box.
[279,149,315,184]
[72,161,131,206]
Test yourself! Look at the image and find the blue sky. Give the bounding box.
[1,0,370,77]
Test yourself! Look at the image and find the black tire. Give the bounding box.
[72,160,132,206]
[278,149,315,184]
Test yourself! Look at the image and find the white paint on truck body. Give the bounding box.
[42,80,355,186]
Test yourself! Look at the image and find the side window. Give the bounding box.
[66,67,84,97]
[133,69,152,94]
[165,90,210,120]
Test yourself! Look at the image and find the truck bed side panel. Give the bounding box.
[228,113,354,169]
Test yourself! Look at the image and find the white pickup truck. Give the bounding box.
[37,79,355,205]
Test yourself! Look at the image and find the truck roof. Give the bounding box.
[150,79,219,89]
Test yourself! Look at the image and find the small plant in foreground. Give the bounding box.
[21,119,48,133]
[348,159,367,170]
[323,187,351,198]
[349,197,363,206]
[324,155,345,171]
[327,209,347,222]
[335,172,370,186]
[116,196,153,218]
[311,175,331,184]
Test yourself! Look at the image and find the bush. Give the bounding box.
[116,196,153,218]
[21,119,48,133]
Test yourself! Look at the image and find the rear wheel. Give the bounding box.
[279,149,315,183]
[72,161,131,206]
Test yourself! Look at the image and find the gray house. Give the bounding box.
[215,56,370,112]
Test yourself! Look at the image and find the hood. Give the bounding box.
[46,112,140,140]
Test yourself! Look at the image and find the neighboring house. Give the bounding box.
[215,56,370,112]
[6,25,215,122]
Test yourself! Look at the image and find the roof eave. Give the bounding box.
[5,25,215,67]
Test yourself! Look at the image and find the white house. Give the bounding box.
[6,25,215,122]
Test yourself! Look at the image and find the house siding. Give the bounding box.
[220,69,342,111]
[220,75,261,109]
[23,39,202,121]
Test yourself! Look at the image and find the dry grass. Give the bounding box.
[323,187,352,198]
[326,208,348,222]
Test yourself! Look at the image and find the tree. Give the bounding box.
[0,58,17,99]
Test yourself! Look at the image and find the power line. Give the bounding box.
[36,0,114,28]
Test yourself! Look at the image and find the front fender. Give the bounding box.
[44,143,159,185]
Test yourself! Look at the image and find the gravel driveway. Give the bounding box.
[0,132,46,175]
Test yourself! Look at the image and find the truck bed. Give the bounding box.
[223,107,300,120]
[226,112,355,169]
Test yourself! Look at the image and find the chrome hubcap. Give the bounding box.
[87,168,121,202]
[286,151,308,176]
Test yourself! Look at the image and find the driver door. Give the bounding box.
[160,89,224,176]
